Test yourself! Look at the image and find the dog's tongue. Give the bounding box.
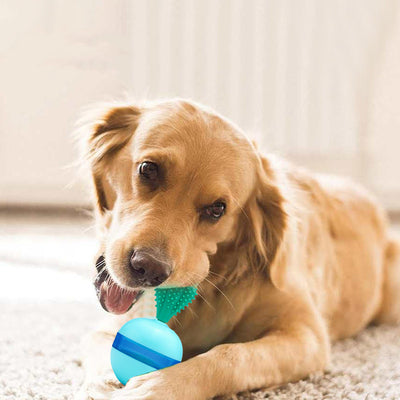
[100,281,139,314]
[94,270,141,314]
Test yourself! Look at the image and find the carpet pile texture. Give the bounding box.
[1,212,399,399]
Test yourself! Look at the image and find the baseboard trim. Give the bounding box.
[0,204,92,219]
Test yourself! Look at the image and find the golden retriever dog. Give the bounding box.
[76,99,400,400]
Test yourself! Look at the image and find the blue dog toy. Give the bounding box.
[110,286,197,385]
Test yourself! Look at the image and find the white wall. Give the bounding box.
[368,8,400,210]
[0,0,399,210]
[0,1,131,206]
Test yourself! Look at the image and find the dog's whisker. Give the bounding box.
[190,271,235,312]
[182,271,216,312]
[105,275,114,297]
[172,316,183,328]
[96,258,106,266]
[207,270,228,281]
[180,272,209,308]
[196,291,215,312]
[230,195,250,222]
[81,225,95,234]
[95,264,107,277]
[185,303,200,319]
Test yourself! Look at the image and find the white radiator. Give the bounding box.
[128,0,392,159]
[0,0,399,208]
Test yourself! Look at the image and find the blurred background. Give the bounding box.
[0,0,399,210]
[1,2,400,399]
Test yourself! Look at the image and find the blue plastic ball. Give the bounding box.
[111,318,183,385]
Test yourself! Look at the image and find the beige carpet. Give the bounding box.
[1,211,400,400]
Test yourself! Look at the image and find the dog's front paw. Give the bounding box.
[75,374,123,400]
[110,368,205,400]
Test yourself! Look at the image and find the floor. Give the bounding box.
[1,210,400,400]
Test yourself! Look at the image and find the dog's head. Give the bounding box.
[83,99,287,314]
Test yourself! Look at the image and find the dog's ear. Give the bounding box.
[238,155,288,290]
[84,105,141,214]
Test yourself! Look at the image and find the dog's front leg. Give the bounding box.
[75,330,122,400]
[111,311,330,400]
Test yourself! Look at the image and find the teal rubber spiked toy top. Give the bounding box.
[155,286,198,323]
[110,286,197,385]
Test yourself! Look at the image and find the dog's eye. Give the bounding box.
[139,161,158,181]
[201,201,226,222]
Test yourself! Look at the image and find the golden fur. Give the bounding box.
[76,99,400,400]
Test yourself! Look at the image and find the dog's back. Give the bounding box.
[290,168,398,339]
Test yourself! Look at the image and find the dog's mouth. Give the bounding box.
[94,257,143,314]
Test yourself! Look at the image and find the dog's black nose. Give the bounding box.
[129,249,171,287]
